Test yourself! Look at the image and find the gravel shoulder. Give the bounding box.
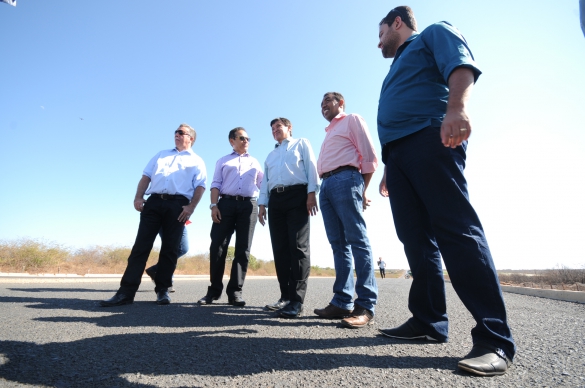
[0,278,584,387]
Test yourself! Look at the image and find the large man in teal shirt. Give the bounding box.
[375,6,516,377]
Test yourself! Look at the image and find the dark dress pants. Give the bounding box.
[268,186,310,303]
[119,195,187,296]
[208,198,258,298]
[384,126,516,359]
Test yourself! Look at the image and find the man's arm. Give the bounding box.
[210,187,221,224]
[379,166,389,197]
[133,175,151,212]
[178,186,205,223]
[441,67,475,148]
[361,172,374,210]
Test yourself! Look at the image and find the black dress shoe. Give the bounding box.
[279,301,303,318]
[458,344,511,376]
[265,299,289,311]
[100,293,134,307]
[145,266,157,283]
[197,295,219,305]
[156,290,171,305]
[228,296,246,306]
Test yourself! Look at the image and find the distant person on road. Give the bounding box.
[375,6,516,376]
[197,127,263,307]
[100,124,206,307]
[313,92,379,329]
[258,117,320,319]
[378,258,386,279]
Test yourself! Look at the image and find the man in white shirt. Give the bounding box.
[258,117,319,318]
[100,124,206,307]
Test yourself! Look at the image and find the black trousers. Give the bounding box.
[208,198,258,298]
[119,195,187,296]
[268,186,310,303]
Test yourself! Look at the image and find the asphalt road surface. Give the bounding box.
[0,277,584,387]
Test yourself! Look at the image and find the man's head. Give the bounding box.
[378,6,417,59]
[321,92,345,123]
[270,117,292,144]
[174,123,196,151]
[229,127,250,155]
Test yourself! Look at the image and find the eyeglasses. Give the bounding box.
[232,136,251,142]
[175,130,191,136]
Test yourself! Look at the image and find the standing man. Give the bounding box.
[100,124,206,306]
[197,127,263,307]
[258,117,319,318]
[313,92,378,329]
[378,258,386,279]
[376,6,516,376]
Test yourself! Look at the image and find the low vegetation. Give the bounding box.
[498,267,585,291]
[0,238,334,277]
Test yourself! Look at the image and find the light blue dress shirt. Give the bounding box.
[143,147,207,200]
[258,137,319,207]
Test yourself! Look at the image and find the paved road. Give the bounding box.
[0,277,584,387]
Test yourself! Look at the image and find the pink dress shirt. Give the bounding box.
[317,112,378,176]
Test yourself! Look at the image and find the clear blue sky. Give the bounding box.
[1,1,584,270]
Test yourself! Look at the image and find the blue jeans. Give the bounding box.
[384,126,516,359]
[319,169,378,313]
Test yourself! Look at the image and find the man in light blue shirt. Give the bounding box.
[100,124,206,307]
[258,117,319,318]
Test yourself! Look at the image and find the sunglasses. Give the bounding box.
[232,136,251,142]
[175,130,191,136]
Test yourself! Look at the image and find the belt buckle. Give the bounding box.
[235,195,243,201]
[276,186,285,193]
[160,194,168,200]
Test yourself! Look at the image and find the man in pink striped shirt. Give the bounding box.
[313,92,379,328]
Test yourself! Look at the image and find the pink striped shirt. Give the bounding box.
[317,112,378,176]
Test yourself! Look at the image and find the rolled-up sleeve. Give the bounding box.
[348,115,378,174]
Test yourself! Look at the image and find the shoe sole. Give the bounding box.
[229,301,246,306]
[457,363,507,376]
[99,300,134,307]
[341,318,374,329]
[197,297,219,305]
[314,313,352,319]
[378,329,438,341]
[156,299,170,305]
[279,312,302,318]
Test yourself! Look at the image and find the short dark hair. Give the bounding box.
[380,6,417,31]
[270,117,293,136]
[323,92,345,109]
[229,127,245,139]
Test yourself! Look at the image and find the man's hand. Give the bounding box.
[440,109,471,148]
[379,178,389,197]
[258,205,267,226]
[307,192,319,216]
[178,205,195,223]
[211,206,221,224]
[441,67,474,148]
[134,198,145,212]
[363,191,371,211]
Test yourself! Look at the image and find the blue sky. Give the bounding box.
[1,1,584,270]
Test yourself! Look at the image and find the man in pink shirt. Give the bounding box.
[314,92,379,328]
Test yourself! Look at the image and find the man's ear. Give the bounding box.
[339,99,345,111]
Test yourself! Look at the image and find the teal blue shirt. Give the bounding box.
[377,22,481,145]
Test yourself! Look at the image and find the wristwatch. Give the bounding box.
[209,203,217,210]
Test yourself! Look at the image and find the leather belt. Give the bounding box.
[321,165,358,179]
[150,193,186,200]
[221,194,254,201]
[270,184,307,194]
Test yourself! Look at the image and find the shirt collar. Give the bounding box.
[325,112,348,131]
[394,33,418,62]
[174,147,195,155]
[231,150,249,157]
[275,137,293,148]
